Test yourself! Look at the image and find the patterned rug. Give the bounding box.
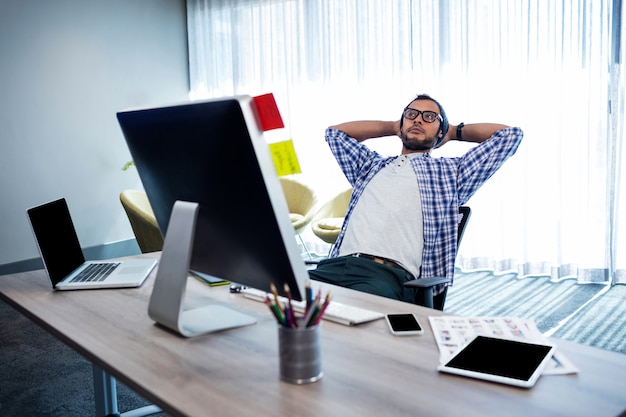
[549,284,626,354]
[445,270,625,354]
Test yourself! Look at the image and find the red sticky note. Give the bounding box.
[253,93,285,131]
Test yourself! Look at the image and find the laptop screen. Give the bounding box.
[27,199,85,286]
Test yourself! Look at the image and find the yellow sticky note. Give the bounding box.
[269,139,302,176]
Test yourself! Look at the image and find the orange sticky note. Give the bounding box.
[269,139,301,176]
[253,93,285,131]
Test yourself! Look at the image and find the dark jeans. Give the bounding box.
[308,255,417,303]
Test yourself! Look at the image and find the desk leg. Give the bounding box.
[92,365,162,417]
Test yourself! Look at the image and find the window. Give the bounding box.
[188,0,626,284]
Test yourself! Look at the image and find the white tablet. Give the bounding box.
[437,335,557,388]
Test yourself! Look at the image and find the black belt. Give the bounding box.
[350,253,406,271]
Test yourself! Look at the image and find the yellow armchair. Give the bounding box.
[119,190,164,253]
[311,187,352,249]
[279,177,318,235]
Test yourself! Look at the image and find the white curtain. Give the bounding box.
[187,0,626,285]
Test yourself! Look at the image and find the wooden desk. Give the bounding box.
[1,253,625,417]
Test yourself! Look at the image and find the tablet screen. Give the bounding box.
[438,335,556,388]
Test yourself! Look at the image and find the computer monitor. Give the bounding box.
[117,95,308,336]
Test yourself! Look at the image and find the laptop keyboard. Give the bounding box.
[70,263,120,283]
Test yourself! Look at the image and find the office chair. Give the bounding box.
[310,187,352,255]
[403,206,471,311]
[120,190,164,253]
[279,177,318,256]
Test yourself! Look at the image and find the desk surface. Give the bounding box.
[1,252,625,417]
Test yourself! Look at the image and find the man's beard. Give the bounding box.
[400,130,439,151]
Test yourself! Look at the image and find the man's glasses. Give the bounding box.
[402,108,442,123]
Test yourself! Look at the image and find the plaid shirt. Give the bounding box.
[326,126,523,294]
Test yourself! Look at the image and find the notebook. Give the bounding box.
[27,198,157,290]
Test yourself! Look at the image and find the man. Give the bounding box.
[309,94,523,306]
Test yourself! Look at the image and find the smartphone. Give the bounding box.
[385,313,423,336]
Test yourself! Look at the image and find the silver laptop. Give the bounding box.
[27,198,157,290]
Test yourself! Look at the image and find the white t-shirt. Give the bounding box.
[338,153,424,278]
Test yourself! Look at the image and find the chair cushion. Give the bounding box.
[289,213,304,223]
[317,217,343,230]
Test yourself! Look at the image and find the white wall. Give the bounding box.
[0,0,189,265]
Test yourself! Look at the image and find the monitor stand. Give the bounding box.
[147,200,256,337]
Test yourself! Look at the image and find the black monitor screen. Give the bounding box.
[117,96,306,300]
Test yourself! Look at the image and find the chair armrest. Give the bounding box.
[403,276,451,289]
